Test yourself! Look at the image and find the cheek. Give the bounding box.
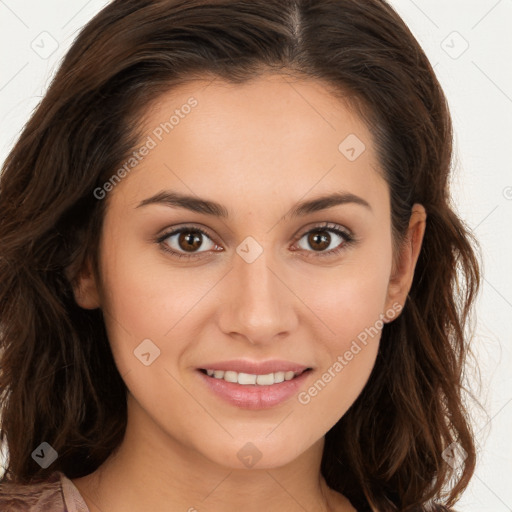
[293,269,390,429]
[96,235,233,386]
[305,273,388,337]
[295,337,380,441]
[299,250,392,349]
[291,241,391,417]
[98,233,209,337]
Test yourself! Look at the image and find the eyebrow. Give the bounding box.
[135,190,372,217]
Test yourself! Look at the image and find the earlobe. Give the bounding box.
[384,203,427,316]
[71,257,101,310]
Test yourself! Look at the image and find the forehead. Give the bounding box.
[142,73,370,152]
[110,74,388,216]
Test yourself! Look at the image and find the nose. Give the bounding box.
[217,245,299,345]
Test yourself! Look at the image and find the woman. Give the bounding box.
[0,0,480,510]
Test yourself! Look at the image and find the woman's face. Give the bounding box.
[78,74,421,470]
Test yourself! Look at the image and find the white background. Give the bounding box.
[0,1,511,510]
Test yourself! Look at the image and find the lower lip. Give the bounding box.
[197,370,311,410]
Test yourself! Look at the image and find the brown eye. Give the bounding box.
[160,227,217,256]
[295,223,354,257]
[177,231,204,252]
[306,230,331,251]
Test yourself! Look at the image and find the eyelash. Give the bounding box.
[156,222,356,260]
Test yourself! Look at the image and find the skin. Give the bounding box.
[71,74,426,512]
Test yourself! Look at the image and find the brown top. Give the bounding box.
[0,471,459,511]
[0,471,90,511]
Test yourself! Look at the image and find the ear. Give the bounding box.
[384,203,427,319]
[71,255,101,310]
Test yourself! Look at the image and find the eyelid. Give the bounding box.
[292,221,353,242]
[156,223,216,243]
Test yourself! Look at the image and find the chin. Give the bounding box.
[200,434,314,471]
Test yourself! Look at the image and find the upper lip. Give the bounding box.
[198,359,311,374]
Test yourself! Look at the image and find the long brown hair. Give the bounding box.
[0,1,481,510]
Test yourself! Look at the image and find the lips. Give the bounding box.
[196,359,313,409]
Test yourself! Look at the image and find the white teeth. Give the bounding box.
[284,371,295,381]
[274,371,285,383]
[224,371,238,383]
[256,373,274,385]
[238,372,257,385]
[204,369,304,385]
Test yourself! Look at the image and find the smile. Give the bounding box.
[200,368,309,386]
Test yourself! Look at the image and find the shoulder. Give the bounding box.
[0,471,65,511]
